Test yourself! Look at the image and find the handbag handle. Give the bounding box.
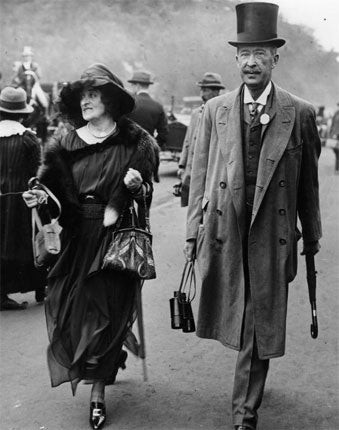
[114,185,150,232]
[29,177,62,252]
[178,260,196,304]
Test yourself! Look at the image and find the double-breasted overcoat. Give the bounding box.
[186,83,322,359]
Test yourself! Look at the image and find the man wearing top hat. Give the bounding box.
[178,72,225,207]
[127,71,168,149]
[185,2,321,429]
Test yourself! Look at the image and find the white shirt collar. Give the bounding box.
[0,120,28,137]
[243,81,272,106]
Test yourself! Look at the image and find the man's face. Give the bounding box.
[200,88,220,103]
[236,45,279,91]
[22,54,33,63]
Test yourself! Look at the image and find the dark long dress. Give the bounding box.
[43,130,148,394]
[0,122,46,295]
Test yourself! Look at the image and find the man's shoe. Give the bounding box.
[89,401,106,429]
[235,426,251,430]
[35,286,46,303]
[0,297,27,311]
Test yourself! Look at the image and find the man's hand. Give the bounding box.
[300,240,320,256]
[177,167,185,180]
[184,239,196,261]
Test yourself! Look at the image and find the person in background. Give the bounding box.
[329,102,339,173]
[12,46,42,89]
[23,63,158,430]
[184,3,321,429]
[177,72,225,206]
[0,86,46,310]
[127,70,168,150]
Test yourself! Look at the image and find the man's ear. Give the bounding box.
[272,53,279,68]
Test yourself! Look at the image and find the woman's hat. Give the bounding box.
[0,87,33,114]
[128,71,154,85]
[71,63,135,115]
[228,2,286,48]
[197,72,225,89]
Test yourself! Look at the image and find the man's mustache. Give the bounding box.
[242,68,261,74]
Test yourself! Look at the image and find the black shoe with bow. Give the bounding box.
[89,402,106,430]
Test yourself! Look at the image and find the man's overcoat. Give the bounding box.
[186,83,321,359]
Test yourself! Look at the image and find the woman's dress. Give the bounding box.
[0,121,46,295]
[44,130,148,393]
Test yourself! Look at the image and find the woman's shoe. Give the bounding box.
[89,402,106,430]
[105,349,128,385]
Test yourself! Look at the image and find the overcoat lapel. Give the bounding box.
[251,86,295,225]
[216,89,246,235]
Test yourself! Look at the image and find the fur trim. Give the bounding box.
[37,118,158,230]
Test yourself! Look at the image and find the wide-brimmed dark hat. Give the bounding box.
[0,86,33,114]
[69,63,135,115]
[197,72,225,89]
[128,71,154,85]
[228,2,285,48]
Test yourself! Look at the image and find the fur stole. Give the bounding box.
[37,117,159,229]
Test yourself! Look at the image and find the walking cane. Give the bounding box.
[305,254,318,339]
[136,281,148,381]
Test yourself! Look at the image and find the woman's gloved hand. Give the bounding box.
[124,168,143,193]
[22,189,48,208]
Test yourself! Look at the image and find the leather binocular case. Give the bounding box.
[169,291,195,333]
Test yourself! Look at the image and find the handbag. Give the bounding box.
[102,194,156,280]
[169,260,196,333]
[30,179,62,269]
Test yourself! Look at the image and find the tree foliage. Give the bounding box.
[1,0,338,111]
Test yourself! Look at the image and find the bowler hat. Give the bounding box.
[197,72,225,89]
[0,87,33,114]
[69,63,135,115]
[228,2,285,48]
[128,71,154,85]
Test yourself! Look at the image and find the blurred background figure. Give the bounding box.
[329,102,339,173]
[177,72,225,206]
[11,46,42,88]
[127,70,168,150]
[10,47,49,144]
[0,86,46,310]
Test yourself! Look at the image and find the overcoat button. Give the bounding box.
[279,180,286,187]
[219,182,226,189]
[279,238,286,245]
[279,209,286,215]
[216,209,222,216]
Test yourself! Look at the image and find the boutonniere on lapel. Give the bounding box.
[260,113,270,125]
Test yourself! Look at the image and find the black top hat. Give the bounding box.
[228,2,285,48]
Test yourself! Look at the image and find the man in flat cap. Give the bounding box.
[178,72,225,207]
[185,3,321,429]
[127,71,168,149]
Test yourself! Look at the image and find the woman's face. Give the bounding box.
[80,88,106,122]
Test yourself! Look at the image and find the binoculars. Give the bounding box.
[169,291,195,333]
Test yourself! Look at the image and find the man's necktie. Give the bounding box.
[249,102,259,121]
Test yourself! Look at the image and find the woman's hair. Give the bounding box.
[0,111,28,121]
[58,81,123,128]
